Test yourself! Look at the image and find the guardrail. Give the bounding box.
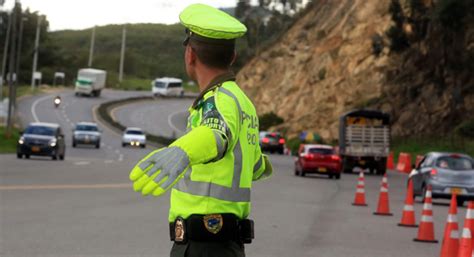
[95,96,177,147]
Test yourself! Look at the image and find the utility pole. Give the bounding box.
[118,26,126,83]
[30,15,41,90]
[0,11,12,101]
[88,26,96,67]
[6,2,18,138]
[14,12,26,109]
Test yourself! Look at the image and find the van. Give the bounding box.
[151,77,184,97]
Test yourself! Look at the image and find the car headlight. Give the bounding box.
[18,137,24,144]
[49,139,57,147]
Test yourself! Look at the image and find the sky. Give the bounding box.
[1,0,238,31]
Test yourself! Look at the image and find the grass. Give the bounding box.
[391,135,474,163]
[2,84,44,99]
[0,126,20,153]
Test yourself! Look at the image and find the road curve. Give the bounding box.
[0,88,447,256]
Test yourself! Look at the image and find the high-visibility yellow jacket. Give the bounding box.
[169,73,271,222]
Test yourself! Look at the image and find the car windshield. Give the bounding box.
[76,78,92,86]
[309,148,334,155]
[75,125,98,131]
[264,133,281,139]
[436,156,474,171]
[126,130,143,135]
[24,126,56,136]
[154,81,166,88]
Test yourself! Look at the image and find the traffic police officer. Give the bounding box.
[129,3,273,257]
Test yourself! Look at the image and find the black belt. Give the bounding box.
[169,214,254,244]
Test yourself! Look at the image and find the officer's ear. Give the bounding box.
[185,45,197,66]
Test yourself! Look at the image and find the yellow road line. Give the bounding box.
[0,183,131,191]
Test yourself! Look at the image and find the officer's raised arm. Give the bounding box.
[129,125,224,196]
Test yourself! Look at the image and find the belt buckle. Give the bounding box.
[175,217,186,243]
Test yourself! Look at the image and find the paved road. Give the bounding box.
[113,98,192,138]
[0,89,460,257]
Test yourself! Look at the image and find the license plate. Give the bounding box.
[359,160,366,165]
[318,167,327,172]
[31,146,40,152]
[451,188,463,195]
[85,137,90,143]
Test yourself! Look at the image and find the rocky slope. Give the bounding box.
[236,0,474,140]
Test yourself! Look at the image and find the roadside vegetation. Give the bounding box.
[392,136,474,163]
[2,85,44,99]
[0,126,20,153]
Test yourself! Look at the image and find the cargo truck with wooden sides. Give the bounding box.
[339,109,390,175]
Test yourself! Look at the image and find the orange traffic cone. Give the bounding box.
[398,179,418,227]
[440,194,459,257]
[414,185,438,243]
[373,173,393,216]
[387,151,395,170]
[463,202,474,249]
[352,171,367,206]
[457,206,474,257]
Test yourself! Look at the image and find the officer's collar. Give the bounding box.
[192,71,236,109]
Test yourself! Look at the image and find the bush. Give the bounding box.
[286,137,303,156]
[434,0,469,31]
[456,119,474,139]
[259,112,284,131]
[386,26,410,52]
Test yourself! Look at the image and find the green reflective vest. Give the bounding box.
[169,78,263,222]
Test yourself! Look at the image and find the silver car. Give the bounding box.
[410,152,474,206]
[122,127,146,148]
[72,122,101,148]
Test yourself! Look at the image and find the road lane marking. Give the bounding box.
[31,95,53,122]
[0,183,130,191]
[118,154,124,162]
[104,160,114,164]
[74,161,91,165]
[168,110,187,135]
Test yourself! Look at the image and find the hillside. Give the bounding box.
[44,23,186,86]
[236,0,474,140]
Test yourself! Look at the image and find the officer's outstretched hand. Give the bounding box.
[129,146,190,196]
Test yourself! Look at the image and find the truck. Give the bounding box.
[74,68,106,97]
[339,109,390,175]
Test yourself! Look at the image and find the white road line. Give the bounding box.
[31,95,53,122]
[74,161,90,165]
[168,110,187,135]
[118,154,124,162]
[104,160,114,164]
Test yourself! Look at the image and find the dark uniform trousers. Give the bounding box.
[170,240,245,257]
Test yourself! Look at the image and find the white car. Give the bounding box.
[151,77,184,97]
[122,127,146,148]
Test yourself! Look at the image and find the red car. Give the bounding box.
[294,144,342,179]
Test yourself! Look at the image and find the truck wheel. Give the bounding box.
[96,90,101,97]
[335,174,341,179]
[17,153,23,159]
